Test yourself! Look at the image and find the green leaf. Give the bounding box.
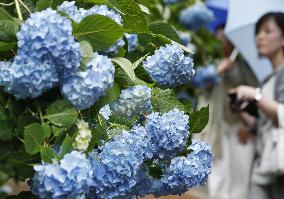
[80,40,94,65]
[112,57,136,81]
[41,123,51,139]
[24,123,46,155]
[0,41,17,52]
[58,135,73,159]
[44,100,78,127]
[51,126,67,137]
[40,147,55,163]
[73,15,125,51]
[149,22,179,42]
[0,8,14,21]
[151,88,188,114]
[0,20,19,37]
[0,106,8,121]
[35,0,53,11]
[85,0,111,5]
[111,0,148,33]
[133,53,149,69]
[95,83,120,109]
[0,121,13,141]
[189,105,209,133]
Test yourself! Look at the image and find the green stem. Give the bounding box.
[35,100,43,123]
[18,0,31,14]
[14,0,23,20]
[0,2,14,6]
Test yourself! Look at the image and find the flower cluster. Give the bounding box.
[31,151,93,199]
[89,126,150,198]
[58,1,124,53]
[73,120,92,152]
[179,3,214,31]
[0,9,81,99]
[192,64,219,88]
[99,105,112,120]
[125,33,138,52]
[145,109,189,158]
[61,52,115,110]
[143,44,195,87]
[163,0,181,4]
[110,85,152,119]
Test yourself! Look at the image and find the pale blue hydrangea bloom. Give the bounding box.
[179,3,214,30]
[58,2,124,53]
[143,44,195,87]
[125,33,138,52]
[17,8,81,78]
[31,151,93,199]
[178,31,191,46]
[192,64,219,88]
[61,52,115,110]
[160,139,213,195]
[0,61,12,87]
[1,56,58,99]
[99,105,112,120]
[110,85,152,119]
[163,0,181,4]
[145,109,189,158]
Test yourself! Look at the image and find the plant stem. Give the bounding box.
[18,0,31,14]
[0,2,14,6]
[14,0,23,20]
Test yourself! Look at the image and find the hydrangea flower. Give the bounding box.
[145,109,189,158]
[178,31,191,46]
[125,33,138,52]
[73,120,92,152]
[179,3,214,30]
[110,85,152,119]
[163,0,181,4]
[0,61,12,87]
[1,56,58,99]
[17,8,81,78]
[143,44,195,87]
[58,2,124,53]
[31,151,93,199]
[99,105,112,120]
[61,52,115,110]
[160,140,213,195]
[57,1,82,23]
[192,64,219,88]
[90,127,149,199]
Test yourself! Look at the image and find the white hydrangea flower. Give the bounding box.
[73,120,92,152]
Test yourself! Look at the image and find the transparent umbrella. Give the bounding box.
[224,0,284,81]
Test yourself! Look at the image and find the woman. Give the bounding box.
[229,12,284,199]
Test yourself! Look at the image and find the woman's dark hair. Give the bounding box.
[255,12,284,36]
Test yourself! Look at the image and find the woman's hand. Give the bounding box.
[228,86,257,101]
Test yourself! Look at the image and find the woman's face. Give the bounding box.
[256,18,284,57]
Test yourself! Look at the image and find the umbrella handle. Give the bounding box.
[229,48,239,62]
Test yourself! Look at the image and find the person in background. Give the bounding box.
[229,12,284,199]
[189,23,258,199]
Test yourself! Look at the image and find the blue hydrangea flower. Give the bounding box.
[57,1,82,23]
[125,34,138,52]
[17,8,81,78]
[58,2,124,53]
[110,85,152,119]
[145,109,189,158]
[178,31,191,46]
[1,56,58,99]
[61,52,115,110]
[0,61,12,87]
[143,44,195,87]
[160,139,213,195]
[192,64,219,88]
[99,105,112,120]
[163,0,181,4]
[179,3,214,31]
[31,151,93,199]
